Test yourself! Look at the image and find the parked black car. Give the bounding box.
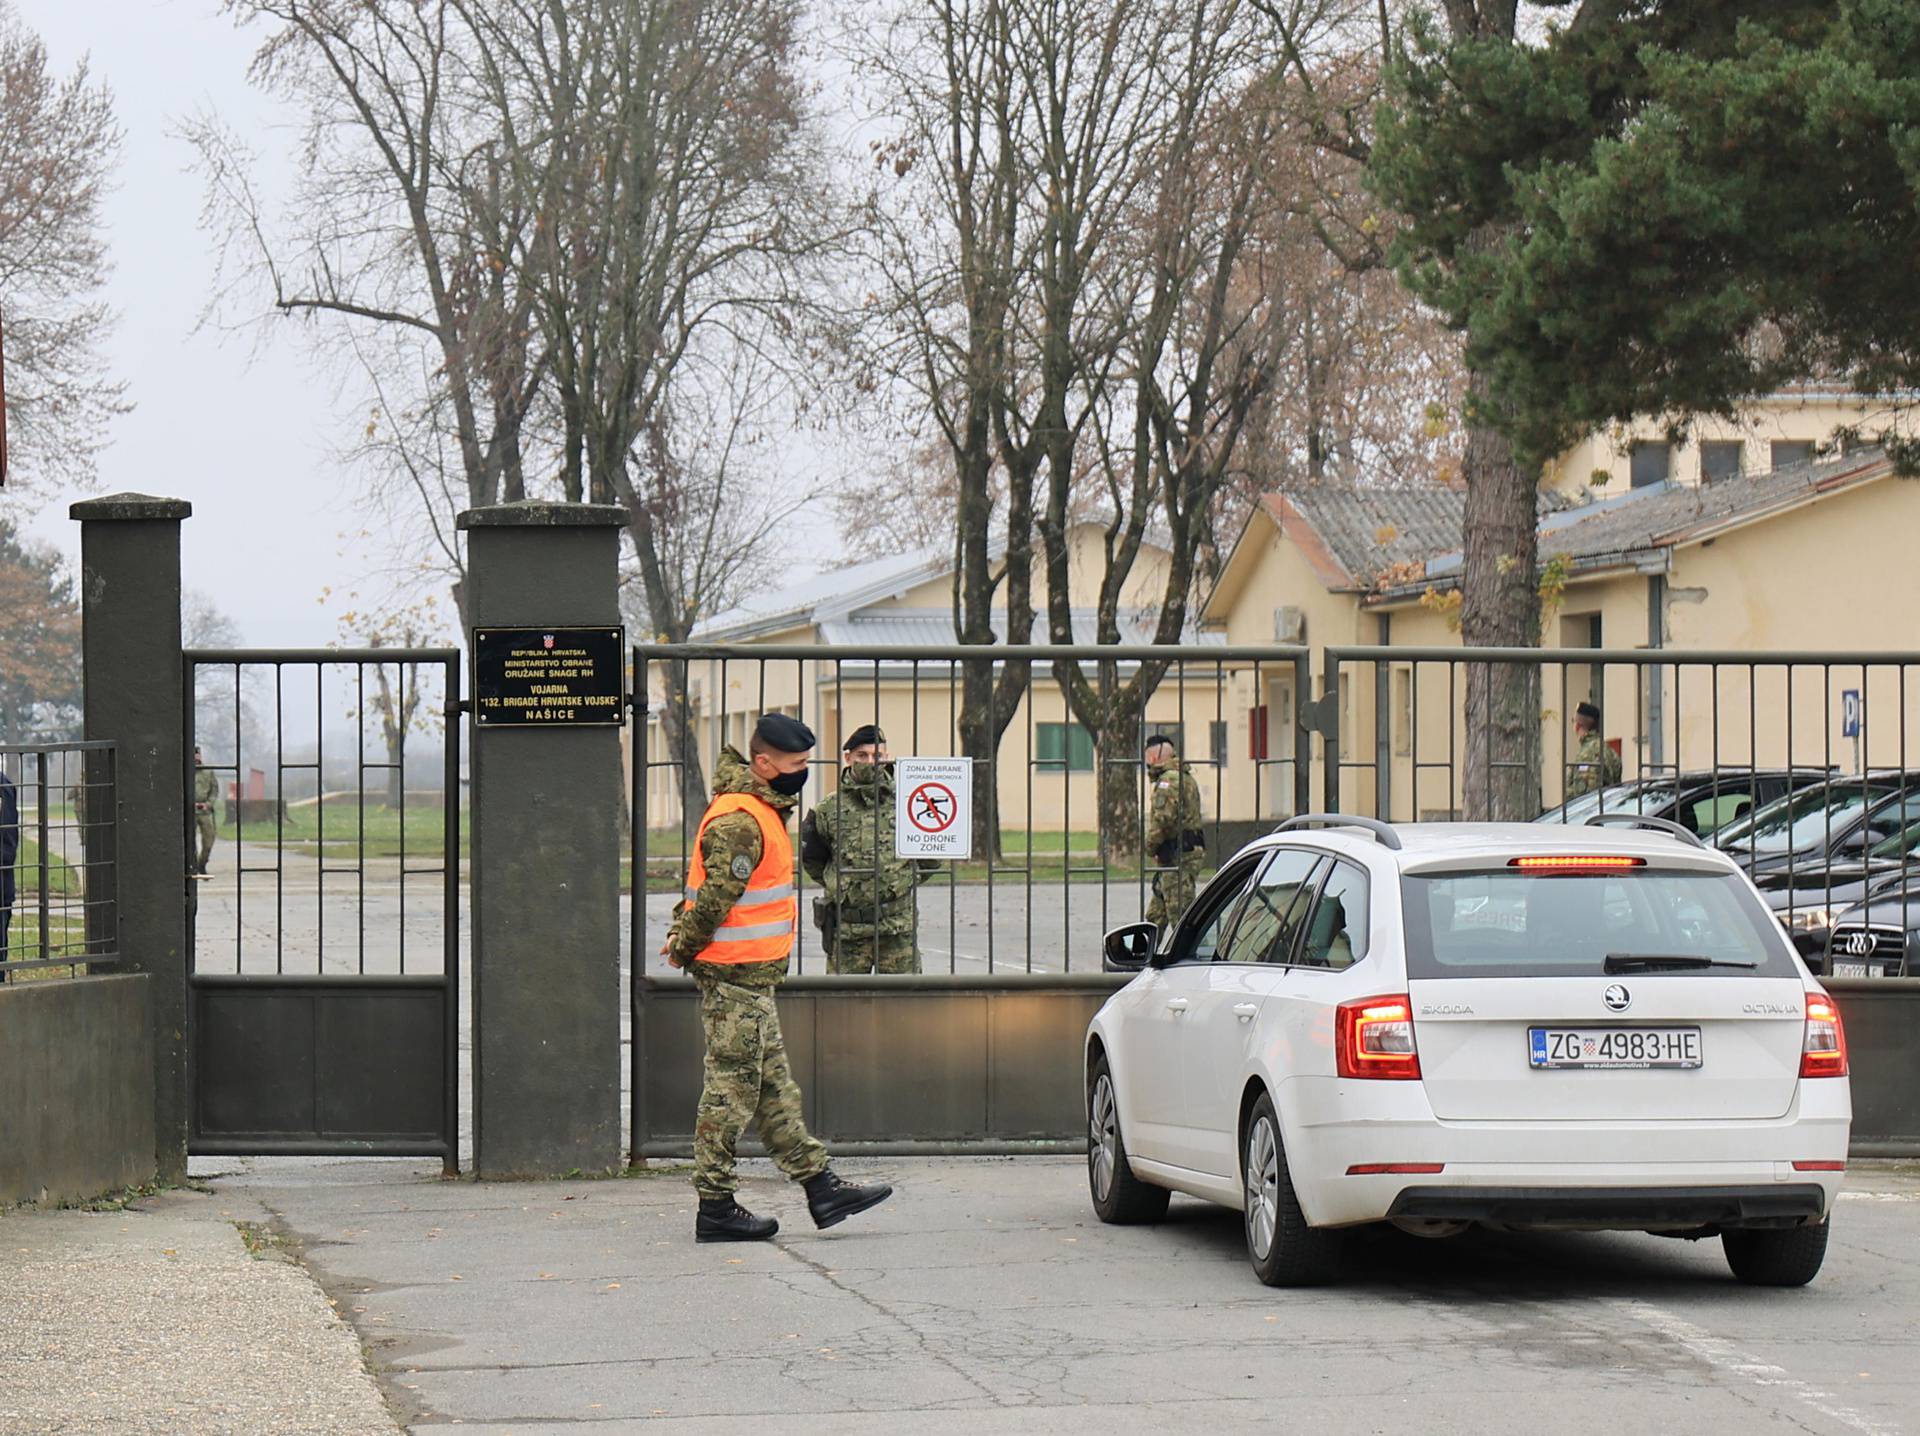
[1535,767,1835,837]
[1823,870,1920,977]
[1713,776,1920,883]
[1754,819,1920,963]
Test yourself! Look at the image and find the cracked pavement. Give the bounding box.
[202,1154,1920,1434]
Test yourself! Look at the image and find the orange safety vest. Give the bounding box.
[684,792,797,964]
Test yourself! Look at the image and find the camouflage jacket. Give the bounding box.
[1145,760,1204,868]
[1566,733,1622,798]
[799,766,936,934]
[666,746,800,986]
[194,767,218,811]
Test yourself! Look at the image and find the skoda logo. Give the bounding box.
[1842,932,1876,957]
[1602,984,1632,1013]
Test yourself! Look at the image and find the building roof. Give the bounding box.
[1373,448,1894,600]
[694,541,989,642]
[817,608,1221,650]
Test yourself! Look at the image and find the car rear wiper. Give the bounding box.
[1603,953,1760,972]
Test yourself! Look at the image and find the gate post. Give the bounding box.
[70,494,191,1184]
[459,502,628,1178]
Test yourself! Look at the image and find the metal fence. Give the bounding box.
[629,643,1314,978]
[0,740,118,982]
[182,649,462,1171]
[1320,645,1920,973]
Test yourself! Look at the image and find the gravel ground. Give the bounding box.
[0,1188,402,1436]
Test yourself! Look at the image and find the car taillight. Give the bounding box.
[1336,994,1420,1080]
[1507,855,1645,871]
[1800,994,1848,1078]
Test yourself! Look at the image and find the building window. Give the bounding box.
[1035,722,1095,772]
[1700,441,1744,482]
[1629,441,1671,489]
[1210,720,1229,770]
[1771,439,1817,471]
[1248,705,1269,761]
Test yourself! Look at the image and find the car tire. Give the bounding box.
[1722,1221,1830,1287]
[1242,1092,1343,1287]
[1086,1055,1169,1225]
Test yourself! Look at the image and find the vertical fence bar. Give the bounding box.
[444,650,462,1177]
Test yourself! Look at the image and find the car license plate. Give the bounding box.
[1832,961,1870,978]
[1528,1027,1702,1070]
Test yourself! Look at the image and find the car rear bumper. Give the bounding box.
[1386,1183,1827,1231]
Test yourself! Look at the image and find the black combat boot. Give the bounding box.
[802,1168,894,1230]
[695,1196,779,1243]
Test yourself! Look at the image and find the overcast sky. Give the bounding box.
[13,0,853,648]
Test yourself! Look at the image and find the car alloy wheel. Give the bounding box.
[1089,1073,1118,1203]
[1245,1113,1280,1261]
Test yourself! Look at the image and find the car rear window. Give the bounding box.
[1401,868,1802,979]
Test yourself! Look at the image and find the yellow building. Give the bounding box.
[1201,447,1920,821]
[635,524,1234,834]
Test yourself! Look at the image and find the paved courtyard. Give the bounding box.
[8,1155,1913,1435]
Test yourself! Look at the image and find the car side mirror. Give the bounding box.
[1103,922,1158,972]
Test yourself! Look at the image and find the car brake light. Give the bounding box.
[1791,1161,1846,1172]
[1336,994,1420,1080]
[1346,1163,1445,1175]
[1507,855,1646,871]
[1800,994,1848,1078]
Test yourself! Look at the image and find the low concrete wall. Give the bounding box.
[633,973,1128,1157]
[635,975,1920,1160]
[1828,978,1920,1157]
[0,974,156,1206]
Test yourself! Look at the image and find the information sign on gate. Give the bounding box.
[894,757,973,860]
[474,627,626,726]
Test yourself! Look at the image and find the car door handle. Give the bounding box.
[1165,998,1190,1012]
[1232,1003,1259,1019]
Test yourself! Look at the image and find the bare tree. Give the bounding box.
[0,1,126,498]
[329,591,448,809]
[185,1,546,621]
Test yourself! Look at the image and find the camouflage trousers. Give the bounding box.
[194,813,217,871]
[828,928,921,975]
[1145,861,1202,929]
[692,975,829,1200]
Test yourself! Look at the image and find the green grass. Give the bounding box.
[223,803,470,861]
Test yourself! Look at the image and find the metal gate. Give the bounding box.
[184,648,462,1172]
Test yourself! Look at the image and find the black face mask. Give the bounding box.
[767,767,809,796]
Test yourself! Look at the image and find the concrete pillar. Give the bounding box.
[70,494,191,1183]
[458,502,628,1178]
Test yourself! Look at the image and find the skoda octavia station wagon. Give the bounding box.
[1085,815,1851,1287]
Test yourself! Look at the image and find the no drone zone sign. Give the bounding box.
[893,758,972,860]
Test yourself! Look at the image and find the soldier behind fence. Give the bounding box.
[1566,701,1622,798]
[191,746,218,878]
[0,769,18,975]
[663,713,894,1243]
[1144,733,1205,929]
[800,725,938,975]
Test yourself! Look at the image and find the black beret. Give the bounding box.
[1575,701,1601,723]
[755,712,816,753]
[843,724,885,752]
[1144,732,1179,750]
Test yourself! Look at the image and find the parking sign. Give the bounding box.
[1842,689,1863,740]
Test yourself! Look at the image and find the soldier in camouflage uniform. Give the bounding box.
[664,713,894,1243]
[192,747,219,878]
[800,725,938,974]
[1144,733,1205,929]
[1565,701,1622,798]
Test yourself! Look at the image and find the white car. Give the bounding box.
[1085,814,1852,1287]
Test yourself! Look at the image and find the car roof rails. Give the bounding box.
[1581,813,1706,849]
[1273,813,1404,851]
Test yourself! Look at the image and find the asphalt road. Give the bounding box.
[210,1153,1920,1435]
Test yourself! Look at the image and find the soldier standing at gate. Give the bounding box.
[191,746,218,878]
[1566,701,1622,798]
[1143,733,1205,929]
[800,725,938,975]
[664,713,894,1242]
